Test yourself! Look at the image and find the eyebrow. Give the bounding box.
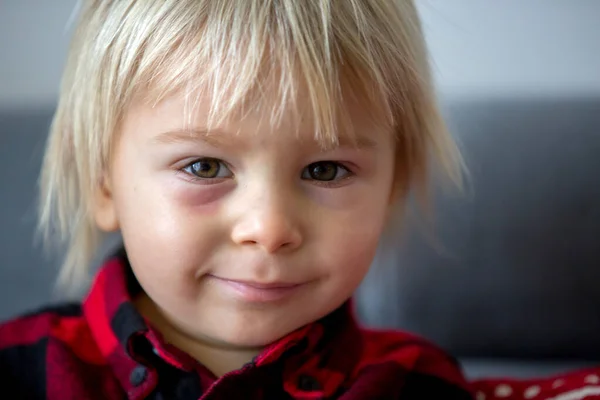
[153,128,379,150]
[153,128,232,147]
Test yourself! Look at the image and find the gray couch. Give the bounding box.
[1,96,599,379]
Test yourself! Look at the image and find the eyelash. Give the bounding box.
[177,158,355,187]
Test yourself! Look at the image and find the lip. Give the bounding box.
[208,275,305,303]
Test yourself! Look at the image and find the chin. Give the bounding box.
[214,324,295,349]
[231,332,286,348]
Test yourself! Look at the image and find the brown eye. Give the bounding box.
[302,161,344,181]
[184,158,232,179]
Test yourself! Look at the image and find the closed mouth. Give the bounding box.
[210,276,302,289]
[208,275,307,302]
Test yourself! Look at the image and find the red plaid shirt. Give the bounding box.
[0,250,473,399]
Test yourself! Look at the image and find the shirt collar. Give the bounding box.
[83,249,363,398]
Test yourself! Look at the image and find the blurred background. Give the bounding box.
[2,0,599,107]
[1,0,599,378]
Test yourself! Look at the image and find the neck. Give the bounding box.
[133,294,261,377]
[183,341,260,377]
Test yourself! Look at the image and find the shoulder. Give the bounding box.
[0,303,91,396]
[0,302,83,350]
[354,328,473,399]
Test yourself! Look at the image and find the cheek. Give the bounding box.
[314,160,394,277]
[318,201,388,287]
[112,175,223,289]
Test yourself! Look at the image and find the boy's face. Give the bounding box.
[95,91,396,349]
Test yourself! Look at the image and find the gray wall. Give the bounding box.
[1,0,599,110]
[417,0,600,97]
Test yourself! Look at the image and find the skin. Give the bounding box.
[94,91,396,376]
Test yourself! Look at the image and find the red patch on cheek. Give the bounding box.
[176,184,231,211]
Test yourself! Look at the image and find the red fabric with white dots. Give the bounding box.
[472,368,600,400]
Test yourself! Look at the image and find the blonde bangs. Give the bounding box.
[120,1,401,147]
[41,0,463,291]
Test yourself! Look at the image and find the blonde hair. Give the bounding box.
[40,0,463,291]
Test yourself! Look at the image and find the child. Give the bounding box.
[0,0,474,398]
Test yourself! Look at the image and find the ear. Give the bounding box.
[93,175,120,232]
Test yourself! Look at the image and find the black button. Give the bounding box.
[130,365,148,386]
[297,374,322,392]
[175,372,203,398]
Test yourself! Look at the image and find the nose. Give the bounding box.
[230,191,303,253]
